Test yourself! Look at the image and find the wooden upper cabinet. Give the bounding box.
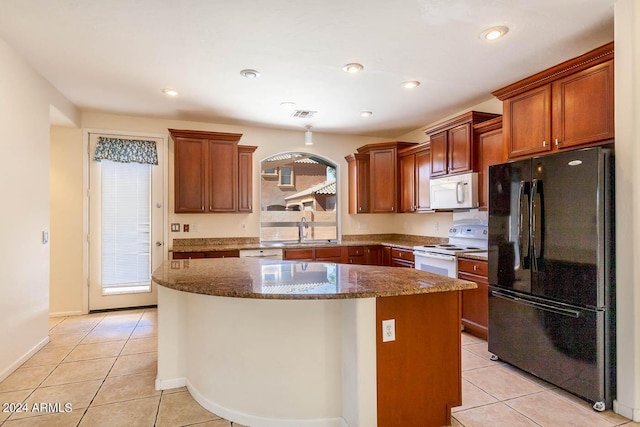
[345,153,370,214]
[208,139,237,212]
[370,148,397,213]
[424,111,501,178]
[399,152,416,213]
[474,117,504,210]
[174,137,208,213]
[415,149,431,211]
[399,144,431,212]
[346,141,416,214]
[169,129,256,213]
[429,132,448,177]
[503,85,552,158]
[448,123,473,174]
[238,146,257,212]
[494,42,614,160]
[552,60,614,149]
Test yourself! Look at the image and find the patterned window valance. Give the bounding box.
[94,137,158,165]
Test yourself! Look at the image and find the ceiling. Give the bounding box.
[0,0,615,138]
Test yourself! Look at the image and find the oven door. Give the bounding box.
[413,251,456,278]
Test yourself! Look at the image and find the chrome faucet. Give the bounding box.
[299,216,309,241]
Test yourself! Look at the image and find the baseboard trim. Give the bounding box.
[187,380,348,427]
[614,399,640,422]
[0,336,50,383]
[155,376,187,391]
[49,310,84,318]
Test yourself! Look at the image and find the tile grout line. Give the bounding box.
[75,311,147,425]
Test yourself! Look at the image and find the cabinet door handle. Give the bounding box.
[473,264,478,271]
[248,204,252,210]
[555,138,559,146]
[391,206,395,211]
[543,140,546,147]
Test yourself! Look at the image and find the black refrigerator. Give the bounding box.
[488,146,615,411]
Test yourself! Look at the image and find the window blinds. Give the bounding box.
[101,160,151,290]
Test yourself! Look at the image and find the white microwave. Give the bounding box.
[429,172,479,210]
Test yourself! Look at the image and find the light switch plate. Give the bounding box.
[382,319,395,342]
[171,223,180,232]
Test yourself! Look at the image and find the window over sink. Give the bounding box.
[260,152,338,244]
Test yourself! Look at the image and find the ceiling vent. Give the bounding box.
[291,110,317,119]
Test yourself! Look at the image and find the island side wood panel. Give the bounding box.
[376,291,462,427]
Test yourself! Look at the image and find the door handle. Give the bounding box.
[155,241,163,247]
[491,290,580,318]
[456,182,464,203]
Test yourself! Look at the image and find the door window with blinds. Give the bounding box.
[100,160,152,294]
[93,136,158,295]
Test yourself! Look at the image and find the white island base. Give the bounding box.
[155,286,378,427]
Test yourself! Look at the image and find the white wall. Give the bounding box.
[80,112,397,243]
[0,36,79,380]
[50,126,84,316]
[614,0,640,420]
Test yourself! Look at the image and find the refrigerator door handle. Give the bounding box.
[531,179,540,271]
[491,290,581,318]
[518,181,530,269]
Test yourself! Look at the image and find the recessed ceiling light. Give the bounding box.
[162,88,179,97]
[401,80,421,89]
[482,26,509,41]
[360,111,373,117]
[342,63,364,73]
[240,69,260,78]
[280,102,297,110]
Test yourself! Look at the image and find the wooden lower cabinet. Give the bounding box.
[172,250,239,260]
[376,292,462,426]
[282,248,315,261]
[346,245,381,265]
[315,246,345,263]
[390,248,415,268]
[457,257,488,340]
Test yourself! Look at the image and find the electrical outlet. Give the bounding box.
[382,319,396,342]
[434,221,440,231]
[183,224,189,232]
[171,223,180,232]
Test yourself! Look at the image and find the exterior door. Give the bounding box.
[89,133,164,310]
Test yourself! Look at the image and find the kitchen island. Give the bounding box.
[152,258,476,427]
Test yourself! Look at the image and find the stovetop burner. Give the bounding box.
[414,223,488,255]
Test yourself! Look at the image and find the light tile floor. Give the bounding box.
[0,308,244,427]
[452,332,638,427]
[0,309,637,427]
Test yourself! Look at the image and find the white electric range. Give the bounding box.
[413,223,488,278]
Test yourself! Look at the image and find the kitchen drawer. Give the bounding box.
[391,258,414,268]
[391,248,414,262]
[458,258,488,276]
[316,247,343,258]
[348,246,365,257]
[283,248,314,260]
[203,250,240,258]
[172,252,205,260]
